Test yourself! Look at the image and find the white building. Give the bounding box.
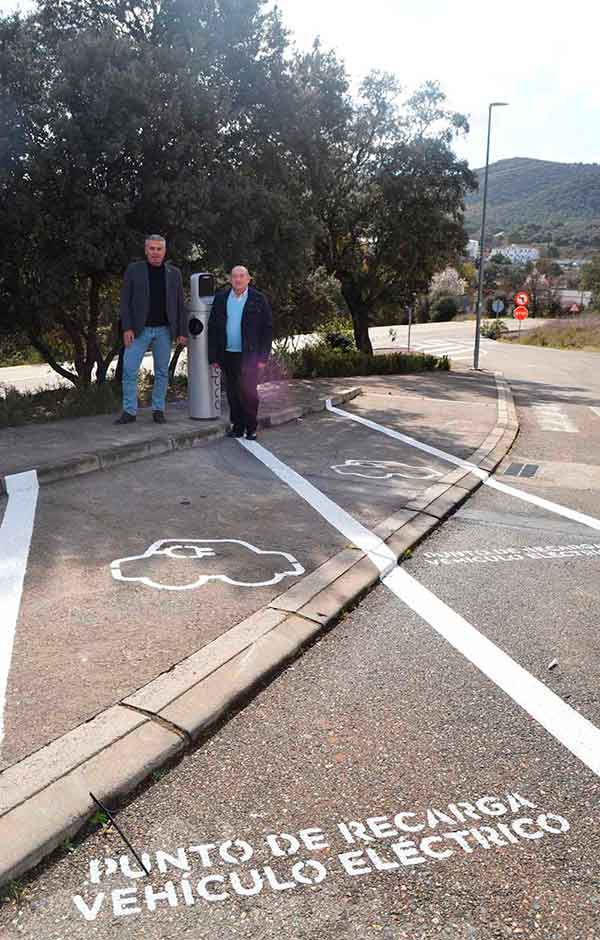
[466,239,479,260]
[489,244,540,265]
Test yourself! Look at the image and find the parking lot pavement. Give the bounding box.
[1,488,597,938]
[0,373,499,774]
[0,439,347,769]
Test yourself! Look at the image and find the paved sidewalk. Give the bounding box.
[0,379,361,491]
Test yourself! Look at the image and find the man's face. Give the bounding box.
[230,267,251,295]
[145,240,166,266]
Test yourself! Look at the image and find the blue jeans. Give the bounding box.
[122,326,172,415]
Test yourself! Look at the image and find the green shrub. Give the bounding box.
[0,380,122,427]
[480,319,508,340]
[430,294,459,322]
[322,330,354,351]
[0,346,448,427]
[285,345,448,379]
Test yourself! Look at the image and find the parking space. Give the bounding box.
[0,440,347,770]
[2,533,597,938]
[2,362,600,939]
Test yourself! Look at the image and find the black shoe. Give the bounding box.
[245,430,257,440]
[153,410,166,424]
[114,411,136,425]
[227,427,244,438]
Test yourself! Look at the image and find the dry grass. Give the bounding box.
[507,313,600,351]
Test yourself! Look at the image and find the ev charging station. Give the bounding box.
[188,272,221,420]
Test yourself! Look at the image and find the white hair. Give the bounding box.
[145,234,166,245]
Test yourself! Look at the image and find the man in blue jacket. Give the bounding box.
[116,234,187,425]
[208,266,273,440]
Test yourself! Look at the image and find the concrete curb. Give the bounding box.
[0,372,519,889]
[0,387,362,494]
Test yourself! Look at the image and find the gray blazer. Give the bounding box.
[120,261,186,339]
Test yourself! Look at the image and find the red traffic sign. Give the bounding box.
[569,303,581,313]
[514,305,529,321]
[514,291,529,306]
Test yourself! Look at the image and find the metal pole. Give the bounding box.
[473,106,493,370]
[407,304,413,352]
[473,102,508,369]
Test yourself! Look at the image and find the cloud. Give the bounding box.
[273,0,600,166]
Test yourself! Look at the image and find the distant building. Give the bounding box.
[559,289,592,308]
[466,239,480,260]
[489,244,540,265]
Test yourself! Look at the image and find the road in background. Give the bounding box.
[0,318,543,396]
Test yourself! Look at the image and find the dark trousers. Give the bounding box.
[222,352,259,433]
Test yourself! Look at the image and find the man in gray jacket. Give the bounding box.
[116,234,187,425]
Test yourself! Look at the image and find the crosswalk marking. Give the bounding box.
[411,340,487,361]
[532,404,577,433]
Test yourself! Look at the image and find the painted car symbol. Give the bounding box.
[331,459,442,481]
[110,539,305,591]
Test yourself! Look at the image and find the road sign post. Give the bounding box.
[513,304,528,338]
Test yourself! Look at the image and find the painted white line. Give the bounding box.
[0,471,39,746]
[326,401,600,532]
[381,565,600,777]
[326,399,487,475]
[239,440,396,576]
[590,407,600,418]
[240,439,600,779]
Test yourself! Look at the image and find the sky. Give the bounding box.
[2,0,599,170]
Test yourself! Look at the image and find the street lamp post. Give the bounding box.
[473,101,508,369]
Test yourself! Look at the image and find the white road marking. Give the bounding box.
[110,538,305,590]
[381,565,600,777]
[239,440,396,576]
[331,459,442,481]
[240,440,600,779]
[424,543,600,566]
[532,403,577,433]
[412,341,484,362]
[590,407,600,418]
[0,471,39,747]
[325,401,600,532]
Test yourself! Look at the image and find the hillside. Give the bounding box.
[464,157,600,249]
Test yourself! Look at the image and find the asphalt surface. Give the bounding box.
[2,340,600,939]
[0,378,495,771]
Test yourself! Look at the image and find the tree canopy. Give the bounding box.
[1,0,476,377]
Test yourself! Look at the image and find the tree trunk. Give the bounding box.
[96,341,120,384]
[339,279,374,355]
[26,332,80,386]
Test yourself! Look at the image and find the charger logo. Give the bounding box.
[110,539,305,591]
[331,459,442,481]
